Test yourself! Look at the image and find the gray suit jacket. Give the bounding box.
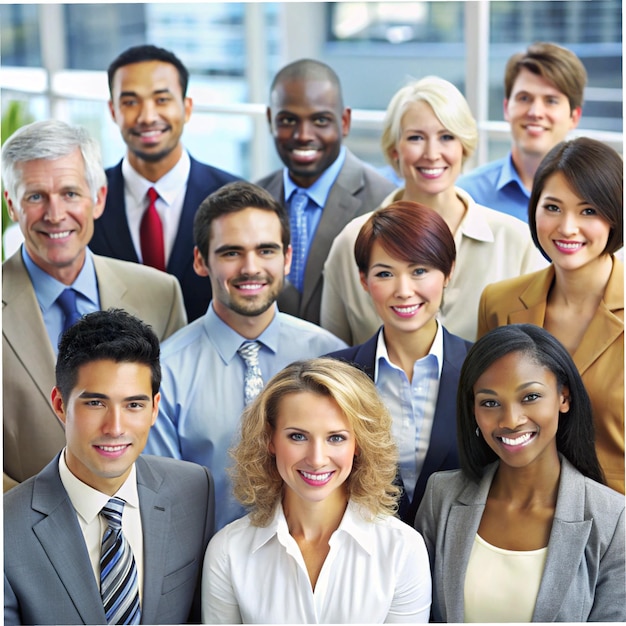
[256,149,395,324]
[414,457,625,622]
[2,250,187,489]
[4,454,215,625]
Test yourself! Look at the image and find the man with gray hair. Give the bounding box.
[2,119,187,491]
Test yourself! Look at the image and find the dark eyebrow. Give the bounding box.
[119,88,172,98]
[213,243,282,255]
[78,392,151,402]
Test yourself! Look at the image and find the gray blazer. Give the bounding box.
[414,457,625,622]
[2,250,187,490]
[4,454,215,625]
[256,149,395,324]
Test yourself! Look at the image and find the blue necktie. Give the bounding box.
[57,288,81,335]
[237,340,264,405]
[289,190,309,293]
[100,497,141,625]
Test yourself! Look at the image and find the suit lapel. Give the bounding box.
[572,259,623,375]
[136,457,170,625]
[441,469,493,623]
[167,157,204,276]
[533,458,593,621]
[508,266,554,326]
[301,152,364,313]
[94,255,143,319]
[408,330,468,520]
[101,162,139,262]
[2,251,57,410]
[32,459,106,624]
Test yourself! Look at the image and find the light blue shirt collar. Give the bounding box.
[203,302,281,363]
[373,321,444,381]
[283,145,347,207]
[496,152,530,198]
[21,245,100,311]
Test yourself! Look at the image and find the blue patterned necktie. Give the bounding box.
[237,340,264,405]
[57,288,81,334]
[100,497,141,625]
[289,190,309,292]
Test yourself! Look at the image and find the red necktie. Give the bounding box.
[140,187,166,271]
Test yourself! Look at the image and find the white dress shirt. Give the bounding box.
[122,150,190,264]
[202,500,432,623]
[58,450,144,600]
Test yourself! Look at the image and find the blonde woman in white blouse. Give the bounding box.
[202,358,432,624]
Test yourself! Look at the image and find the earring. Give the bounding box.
[475,427,480,437]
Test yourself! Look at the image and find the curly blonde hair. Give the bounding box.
[230,358,400,527]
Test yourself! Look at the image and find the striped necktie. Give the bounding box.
[100,497,141,625]
[237,340,264,405]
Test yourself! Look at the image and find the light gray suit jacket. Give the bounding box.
[415,457,625,622]
[2,250,187,490]
[256,149,395,324]
[4,454,215,625]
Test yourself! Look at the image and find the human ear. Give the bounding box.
[51,387,67,426]
[559,385,571,414]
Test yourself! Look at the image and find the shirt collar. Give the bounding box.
[496,152,529,197]
[374,320,444,381]
[455,187,495,243]
[283,146,347,208]
[203,302,281,363]
[121,149,191,207]
[250,500,376,556]
[22,245,99,311]
[58,448,140,525]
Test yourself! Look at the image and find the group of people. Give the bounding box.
[3,38,624,625]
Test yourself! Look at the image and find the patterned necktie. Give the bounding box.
[140,187,166,271]
[289,190,308,293]
[237,340,264,405]
[100,498,141,625]
[57,288,81,334]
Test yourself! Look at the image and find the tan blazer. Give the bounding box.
[477,259,624,493]
[2,250,187,490]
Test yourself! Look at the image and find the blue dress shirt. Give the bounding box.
[144,303,346,530]
[457,153,530,223]
[21,246,100,353]
[374,324,443,502]
[283,146,347,287]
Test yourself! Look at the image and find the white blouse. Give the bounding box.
[202,501,432,624]
[464,534,548,622]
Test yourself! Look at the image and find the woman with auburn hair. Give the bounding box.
[321,75,545,345]
[415,324,625,622]
[329,201,472,524]
[201,357,432,624]
[477,137,624,493]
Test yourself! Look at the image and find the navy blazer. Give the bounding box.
[328,327,472,524]
[90,155,239,321]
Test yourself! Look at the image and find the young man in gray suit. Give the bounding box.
[2,120,187,491]
[4,309,215,625]
[257,58,395,324]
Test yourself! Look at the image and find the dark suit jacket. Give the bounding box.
[90,155,239,321]
[328,327,472,524]
[256,149,395,324]
[4,454,215,625]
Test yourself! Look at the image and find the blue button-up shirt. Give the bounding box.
[457,152,530,223]
[283,146,347,268]
[22,246,100,353]
[374,323,444,501]
[144,303,346,530]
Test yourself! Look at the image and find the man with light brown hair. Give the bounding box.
[458,42,587,222]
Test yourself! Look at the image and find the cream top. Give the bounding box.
[464,534,547,623]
